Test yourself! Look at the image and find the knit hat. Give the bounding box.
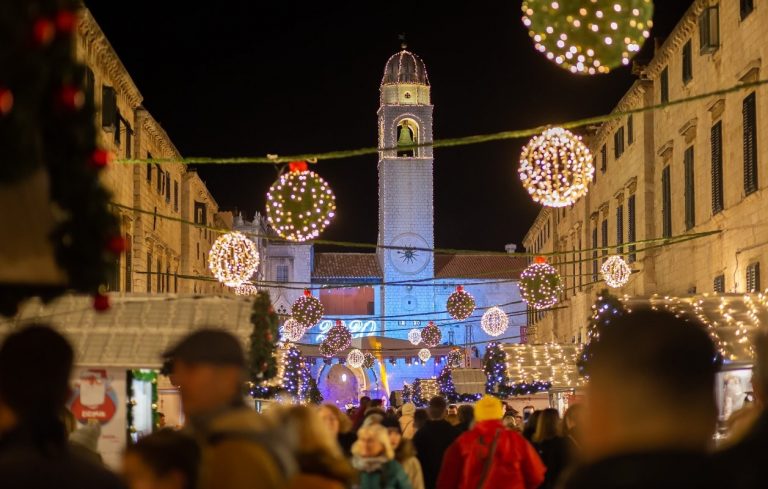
[474,395,504,422]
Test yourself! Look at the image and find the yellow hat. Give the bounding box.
[474,395,504,422]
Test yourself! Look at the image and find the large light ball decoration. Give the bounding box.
[319,339,335,358]
[481,306,510,337]
[346,349,365,369]
[362,352,376,369]
[601,255,632,288]
[519,127,594,208]
[446,286,476,321]
[418,348,431,362]
[208,232,260,287]
[234,284,257,296]
[421,321,442,348]
[291,289,324,328]
[520,257,564,310]
[408,328,422,346]
[521,0,654,75]
[447,348,464,368]
[324,320,352,354]
[266,161,336,242]
[280,318,306,343]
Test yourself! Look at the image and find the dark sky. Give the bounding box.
[87,0,693,252]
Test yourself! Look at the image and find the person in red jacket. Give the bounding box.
[436,395,545,489]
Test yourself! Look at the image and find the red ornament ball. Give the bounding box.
[33,18,55,46]
[93,293,110,312]
[58,85,84,111]
[55,10,77,35]
[0,88,13,116]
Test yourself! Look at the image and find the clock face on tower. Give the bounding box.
[388,233,430,275]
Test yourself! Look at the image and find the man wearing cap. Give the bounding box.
[164,329,295,489]
[436,395,545,489]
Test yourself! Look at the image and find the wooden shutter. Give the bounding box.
[743,92,758,194]
[713,274,725,293]
[660,68,669,104]
[682,40,692,83]
[662,166,672,238]
[747,263,761,292]
[101,85,117,129]
[165,171,171,202]
[627,116,634,145]
[628,195,637,263]
[601,219,608,259]
[592,227,598,281]
[601,145,607,173]
[684,147,695,230]
[711,122,724,214]
[616,205,624,253]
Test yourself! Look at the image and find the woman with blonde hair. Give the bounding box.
[319,403,357,456]
[283,406,357,489]
[351,424,412,489]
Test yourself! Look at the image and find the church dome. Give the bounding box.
[381,49,429,86]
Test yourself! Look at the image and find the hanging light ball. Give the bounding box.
[291,289,324,327]
[421,321,442,348]
[280,318,306,343]
[601,255,632,288]
[319,339,336,358]
[208,232,260,287]
[408,328,422,345]
[447,286,476,321]
[266,161,336,242]
[521,0,654,75]
[418,348,432,362]
[447,348,464,368]
[519,127,594,208]
[346,349,365,369]
[520,257,563,310]
[362,352,376,369]
[481,306,510,337]
[323,320,352,354]
[234,284,258,296]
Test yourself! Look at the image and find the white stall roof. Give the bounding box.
[504,343,584,388]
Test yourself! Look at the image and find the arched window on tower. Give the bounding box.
[396,120,418,157]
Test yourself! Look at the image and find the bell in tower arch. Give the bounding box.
[397,120,416,158]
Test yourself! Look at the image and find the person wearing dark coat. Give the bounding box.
[412,396,459,489]
[0,325,126,489]
[559,310,721,489]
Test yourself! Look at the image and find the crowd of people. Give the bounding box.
[0,308,767,488]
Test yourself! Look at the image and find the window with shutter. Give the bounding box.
[660,67,669,104]
[601,144,607,173]
[124,234,132,292]
[662,166,672,238]
[627,115,634,146]
[682,40,693,83]
[165,171,171,202]
[614,127,625,159]
[628,195,637,263]
[84,68,95,106]
[601,219,608,261]
[713,274,725,293]
[741,0,754,19]
[146,252,152,293]
[592,227,598,282]
[156,164,163,194]
[114,111,121,146]
[743,92,758,195]
[125,123,132,158]
[156,258,163,293]
[174,180,179,211]
[101,85,117,130]
[276,265,289,282]
[616,205,624,254]
[711,122,724,214]
[747,262,761,292]
[699,6,719,53]
[578,237,583,291]
[684,147,696,230]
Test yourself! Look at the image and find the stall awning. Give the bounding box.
[504,343,584,389]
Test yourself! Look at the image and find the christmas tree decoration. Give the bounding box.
[521,0,654,75]
[291,290,324,328]
[249,291,280,382]
[208,232,260,287]
[578,290,626,376]
[421,321,442,348]
[408,328,422,345]
[281,345,302,397]
[483,341,509,395]
[265,161,337,242]
[234,284,258,296]
[519,127,594,208]
[601,255,632,288]
[447,348,464,368]
[447,286,476,321]
[520,257,563,310]
[481,306,510,337]
[418,348,432,362]
[363,352,376,369]
[347,348,365,369]
[322,320,352,355]
[280,318,306,343]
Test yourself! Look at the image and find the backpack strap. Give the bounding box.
[207,429,298,479]
[476,428,502,489]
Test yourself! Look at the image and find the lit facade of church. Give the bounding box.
[237,48,526,400]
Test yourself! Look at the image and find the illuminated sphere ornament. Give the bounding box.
[421,321,442,348]
[346,349,365,369]
[234,284,257,296]
[324,320,352,354]
[601,255,632,288]
[362,352,376,369]
[208,232,260,287]
[481,306,509,337]
[520,257,563,310]
[408,328,422,346]
[447,348,464,368]
[280,318,306,343]
[291,290,324,328]
[266,161,336,242]
[521,0,654,74]
[519,127,594,208]
[418,348,431,362]
[446,286,476,321]
[319,339,335,358]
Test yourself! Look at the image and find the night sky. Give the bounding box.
[87,0,693,252]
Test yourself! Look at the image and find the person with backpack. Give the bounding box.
[435,395,545,489]
[163,329,297,489]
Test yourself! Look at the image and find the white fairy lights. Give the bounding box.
[520,257,564,310]
[521,0,654,75]
[481,306,510,337]
[446,286,476,321]
[601,255,632,288]
[234,284,258,296]
[280,318,306,343]
[291,290,324,328]
[347,348,365,369]
[519,127,594,208]
[421,321,442,348]
[408,328,422,345]
[266,161,336,242]
[418,348,432,362]
[208,232,260,287]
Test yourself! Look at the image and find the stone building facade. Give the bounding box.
[523,0,768,343]
[75,8,229,296]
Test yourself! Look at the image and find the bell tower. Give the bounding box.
[377,46,435,338]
